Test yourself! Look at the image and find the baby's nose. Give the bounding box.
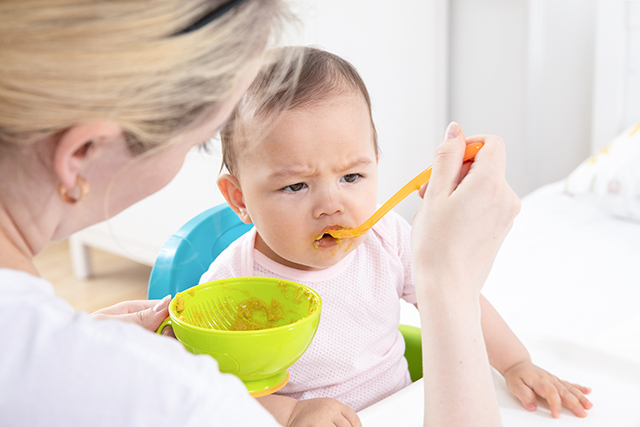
[312,187,344,218]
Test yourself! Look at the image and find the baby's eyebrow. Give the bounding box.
[268,156,374,181]
[268,165,313,181]
[340,157,375,171]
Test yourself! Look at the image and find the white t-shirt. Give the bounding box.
[200,211,416,411]
[0,269,279,427]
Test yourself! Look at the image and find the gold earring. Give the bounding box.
[57,176,89,204]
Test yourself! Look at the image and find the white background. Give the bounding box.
[287,0,604,220]
[71,0,640,269]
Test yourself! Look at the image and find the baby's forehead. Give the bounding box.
[247,92,367,138]
[230,89,376,174]
[252,89,368,126]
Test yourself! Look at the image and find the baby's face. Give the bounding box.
[236,93,378,270]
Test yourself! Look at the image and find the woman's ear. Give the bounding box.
[53,122,124,190]
[218,173,252,224]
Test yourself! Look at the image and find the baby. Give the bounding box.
[200,46,592,421]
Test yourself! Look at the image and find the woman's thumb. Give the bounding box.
[428,122,467,196]
[444,121,461,140]
[123,295,171,332]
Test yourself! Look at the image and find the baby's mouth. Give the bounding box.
[313,226,344,248]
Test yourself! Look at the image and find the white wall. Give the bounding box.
[592,0,640,152]
[449,0,530,195]
[289,0,448,220]
[449,0,597,196]
[71,0,610,271]
[293,0,599,205]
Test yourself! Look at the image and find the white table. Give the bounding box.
[358,337,640,426]
[359,182,640,425]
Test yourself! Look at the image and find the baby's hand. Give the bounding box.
[286,398,361,427]
[503,360,592,418]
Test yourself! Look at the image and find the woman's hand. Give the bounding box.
[412,122,521,296]
[91,295,172,333]
[412,122,519,426]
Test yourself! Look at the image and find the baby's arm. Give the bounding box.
[258,395,361,427]
[479,295,529,373]
[480,295,592,418]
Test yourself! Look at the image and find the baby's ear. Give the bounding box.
[218,174,252,224]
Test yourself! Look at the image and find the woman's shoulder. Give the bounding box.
[0,274,277,426]
[0,267,53,292]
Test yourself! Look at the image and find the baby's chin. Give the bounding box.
[257,233,365,271]
[293,239,363,270]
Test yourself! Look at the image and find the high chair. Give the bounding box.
[148,203,423,382]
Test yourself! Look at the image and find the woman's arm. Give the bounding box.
[419,287,498,426]
[411,123,520,426]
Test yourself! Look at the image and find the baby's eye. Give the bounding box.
[282,182,307,192]
[341,173,362,183]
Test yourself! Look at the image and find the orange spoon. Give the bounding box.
[319,142,484,240]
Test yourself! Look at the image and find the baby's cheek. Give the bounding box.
[271,230,304,256]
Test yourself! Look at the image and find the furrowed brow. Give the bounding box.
[268,156,374,181]
[268,167,311,181]
[338,156,374,171]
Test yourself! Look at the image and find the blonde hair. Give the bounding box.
[220,46,379,176]
[0,0,290,153]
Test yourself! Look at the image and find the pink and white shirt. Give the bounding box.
[200,211,416,411]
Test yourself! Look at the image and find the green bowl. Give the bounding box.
[157,277,322,396]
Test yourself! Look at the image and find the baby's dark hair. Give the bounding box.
[220,46,379,175]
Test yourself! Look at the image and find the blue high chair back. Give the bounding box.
[148,204,253,300]
[148,203,423,382]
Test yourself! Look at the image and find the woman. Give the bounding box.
[0,1,517,426]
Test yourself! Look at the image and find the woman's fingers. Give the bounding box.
[465,134,507,177]
[91,295,171,332]
[418,182,428,198]
[427,122,467,197]
[456,161,473,188]
[92,299,157,315]
[413,124,520,292]
[418,127,496,199]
